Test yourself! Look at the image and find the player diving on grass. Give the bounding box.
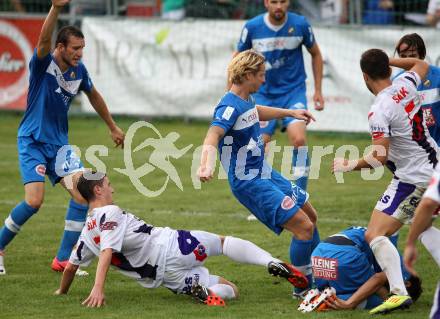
[333,50,440,314]
[197,49,319,296]
[0,0,125,276]
[55,172,308,307]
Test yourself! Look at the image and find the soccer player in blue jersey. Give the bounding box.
[235,0,324,193]
[395,33,440,145]
[0,0,125,275]
[198,50,319,294]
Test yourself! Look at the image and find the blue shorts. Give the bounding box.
[231,169,309,235]
[254,85,307,136]
[17,136,83,185]
[312,243,381,309]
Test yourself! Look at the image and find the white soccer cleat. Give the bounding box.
[75,268,89,277]
[298,287,336,313]
[0,252,5,275]
[246,214,257,221]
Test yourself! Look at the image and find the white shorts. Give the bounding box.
[162,230,222,294]
[375,179,426,224]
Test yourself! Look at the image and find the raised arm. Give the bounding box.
[82,248,113,308]
[389,57,429,81]
[307,43,325,111]
[37,0,70,58]
[257,105,315,123]
[198,126,225,182]
[84,87,125,148]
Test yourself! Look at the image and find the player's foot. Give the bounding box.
[51,257,89,276]
[298,287,336,313]
[51,257,68,272]
[190,283,226,306]
[268,261,308,289]
[0,250,5,275]
[369,295,412,315]
[246,214,257,221]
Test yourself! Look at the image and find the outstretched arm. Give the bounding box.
[82,248,112,308]
[307,43,324,111]
[256,106,315,124]
[54,262,79,295]
[85,87,125,148]
[389,57,429,81]
[37,0,70,58]
[198,126,225,182]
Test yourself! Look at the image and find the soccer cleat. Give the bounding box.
[51,257,68,272]
[190,284,226,307]
[268,261,309,289]
[369,295,412,315]
[246,214,257,221]
[298,287,336,313]
[0,251,5,275]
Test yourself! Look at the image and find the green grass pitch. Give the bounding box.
[0,112,437,319]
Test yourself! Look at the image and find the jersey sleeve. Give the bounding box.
[396,71,422,90]
[368,108,391,140]
[423,168,440,203]
[211,105,239,132]
[79,64,93,93]
[301,17,315,49]
[69,236,96,267]
[99,207,128,252]
[29,49,52,77]
[237,23,252,52]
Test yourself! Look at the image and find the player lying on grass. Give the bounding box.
[333,50,440,314]
[54,172,308,307]
[310,226,422,312]
[198,49,319,297]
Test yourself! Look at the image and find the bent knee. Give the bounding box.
[25,197,43,209]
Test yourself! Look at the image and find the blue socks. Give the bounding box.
[56,199,88,261]
[290,237,313,292]
[0,201,38,250]
[293,148,310,191]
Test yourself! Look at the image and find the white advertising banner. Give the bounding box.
[81,18,440,132]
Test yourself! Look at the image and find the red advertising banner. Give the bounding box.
[0,18,44,110]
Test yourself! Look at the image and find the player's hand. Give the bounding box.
[110,126,125,149]
[404,243,418,276]
[332,158,355,173]
[82,286,106,308]
[52,0,70,8]
[197,165,214,182]
[324,296,354,310]
[288,109,315,125]
[313,91,325,111]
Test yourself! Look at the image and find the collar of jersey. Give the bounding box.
[264,13,287,32]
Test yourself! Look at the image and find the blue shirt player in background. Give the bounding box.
[198,50,320,295]
[0,0,125,275]
[235,0,324,193]
[394,33,440,145]
[234,0,324,296]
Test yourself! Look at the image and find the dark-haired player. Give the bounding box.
[0,0,125,275]
[333,50,438,314]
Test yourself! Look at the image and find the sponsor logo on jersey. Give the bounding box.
[312,256,338,280]
[392,87,409,104]
[423,107,435,127]
[93,236,100,244]
[0,20,32,107]
[35,164,46,176]
[281,196,295,210]
[193,244,207,262]
[87,218,97,231]
[222,106,234,121]
[100,221,118,231]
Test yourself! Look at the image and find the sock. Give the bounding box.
[370,236,408,296]
[222,236,281,266]
[0,201,38,250]
[311,226,320,251]
[419,226,440,266]
[56,199,88,261]
[293,147,310,191]
[209,284,236,300]
[290,237,313,290]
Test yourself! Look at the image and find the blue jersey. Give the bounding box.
[18,50,93,146]
[211,92,265,189]
[237,12,315,96]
